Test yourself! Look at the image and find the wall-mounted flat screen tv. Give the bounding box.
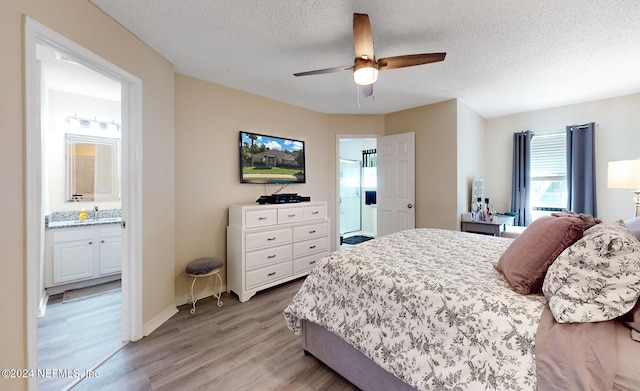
[239,131,306,184]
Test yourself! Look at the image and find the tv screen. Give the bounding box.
[239,131,306,184]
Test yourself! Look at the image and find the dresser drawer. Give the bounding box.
[293,222,328,241]
[246,245,292,270]
[304,204,325,220]
[278,207,304,224]
[245,209,278,228]
[246,261,293,289]
[245,228,292,251]
[294,237,329,258]
[293,253,325,274]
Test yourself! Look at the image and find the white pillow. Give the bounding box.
[625,217,640,241]
[542,220,640,323]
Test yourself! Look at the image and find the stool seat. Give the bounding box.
[187,257,223,275]
[186,257,224,314]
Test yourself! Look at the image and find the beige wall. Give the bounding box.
[485,93,640,221]
[2,1,175,389]
[173,74,385,302]
[456,101,486,226]
[385,99,459,229]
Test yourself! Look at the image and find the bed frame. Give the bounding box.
[301,320,414,390]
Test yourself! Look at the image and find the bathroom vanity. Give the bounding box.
[44,217,122,294]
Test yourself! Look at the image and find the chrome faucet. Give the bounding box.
[94,205,99,220]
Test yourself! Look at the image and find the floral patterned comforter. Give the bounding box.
[284,228,547,390]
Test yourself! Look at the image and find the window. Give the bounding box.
[529,130,567,220]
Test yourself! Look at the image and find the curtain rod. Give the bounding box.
[570,122,598,130]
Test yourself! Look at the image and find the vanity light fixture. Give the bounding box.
[608,158,640,217]
[65,115,120,131]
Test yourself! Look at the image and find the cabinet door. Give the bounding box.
[52,240,95,284]
[99,236,122,275]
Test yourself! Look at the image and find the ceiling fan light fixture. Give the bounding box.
[353,58,378,85]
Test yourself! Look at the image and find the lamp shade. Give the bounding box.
[353,58,378,86]
[608,159,640,190]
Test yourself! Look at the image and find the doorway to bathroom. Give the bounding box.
[338,136,378,248]
[25,18,143,391]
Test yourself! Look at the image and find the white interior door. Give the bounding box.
[377,132,415,236]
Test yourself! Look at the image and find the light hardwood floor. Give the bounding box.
[38,288,124,391]
[73,278,356,391]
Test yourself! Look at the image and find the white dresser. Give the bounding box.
[227,202,330,302]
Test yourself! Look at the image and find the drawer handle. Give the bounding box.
[88,241,93,245]
[309,230,316,234]
[312,211,319,215]
[258,217,268,220]
[309,245,316,249]
[267,255,277,259]
[268,272,276,276]
[267,237,276,241]
[309,261,316,265]
[288,214,296,217]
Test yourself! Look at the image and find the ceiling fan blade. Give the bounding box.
[293,65,353,77]
[377,53,446,71]
[353,13,374,60]
[360,83,374,97]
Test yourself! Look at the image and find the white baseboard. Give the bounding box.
[38,290,49,318]
[143,304,178,337]
[175,283,227,307]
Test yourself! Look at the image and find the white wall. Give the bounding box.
[46,90,121,212]
[485,93,640,221]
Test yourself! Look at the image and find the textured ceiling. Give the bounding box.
[88,0,640,117]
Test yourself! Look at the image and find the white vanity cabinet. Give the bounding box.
[45,224,122,288]
[98,225,123,275]
[227,202,330,302]
[50,227,95,284]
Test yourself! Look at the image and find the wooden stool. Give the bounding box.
[186,257,223,314]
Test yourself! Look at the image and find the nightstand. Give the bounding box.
[460,215,515,237]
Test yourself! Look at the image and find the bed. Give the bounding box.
[283,219,640,390]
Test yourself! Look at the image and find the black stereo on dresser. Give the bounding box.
[256,194,310,204]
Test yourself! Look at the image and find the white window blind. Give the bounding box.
[530,131,566,179]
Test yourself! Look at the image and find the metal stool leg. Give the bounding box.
[189,269,223,314]
[214,271,223,307]
[190,275,199,315]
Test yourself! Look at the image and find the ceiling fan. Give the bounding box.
[294,13,446,97]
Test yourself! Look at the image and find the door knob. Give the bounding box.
[407,204,413,209]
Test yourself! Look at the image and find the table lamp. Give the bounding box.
[608,158,640,217]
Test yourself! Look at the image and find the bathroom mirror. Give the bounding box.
[66,134,120,202]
